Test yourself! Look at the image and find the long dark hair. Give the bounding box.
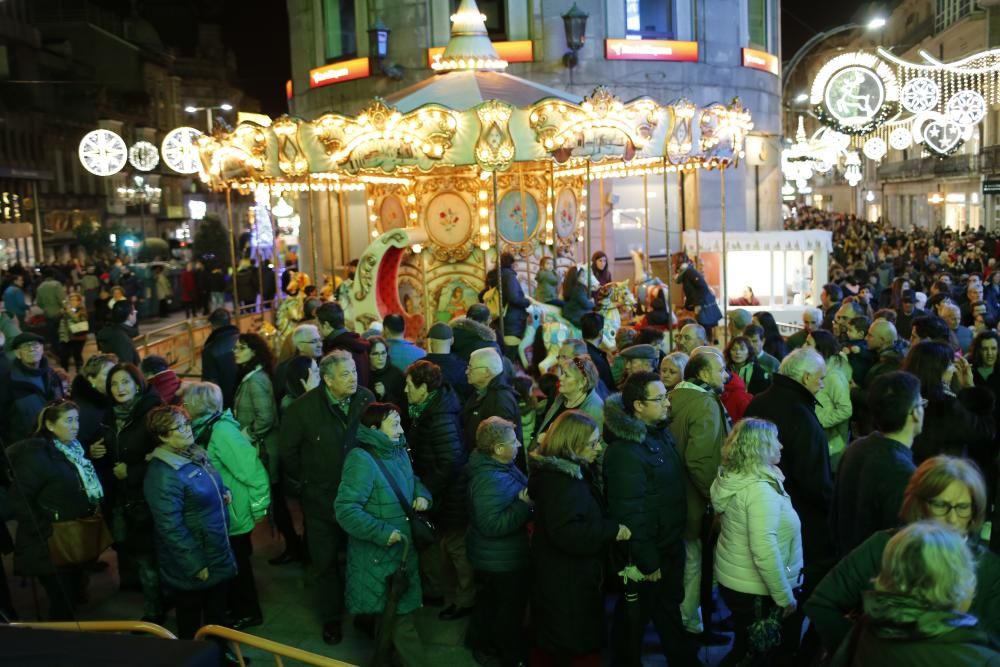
[561,266,581,300]
[590,251,612,283]
[808,329,841,360]
[754,312,788,359]
[970,331,1000,368]
[902,341,953,399]
[238,332,276,381]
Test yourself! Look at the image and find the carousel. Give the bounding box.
[196,0,754,361]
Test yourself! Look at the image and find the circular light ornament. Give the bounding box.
[78,129,128,176]
[900,77,939,113]
[826,131,851,151]
[161,126,204,174]
[813,158,833,174]
[128,140,159,172]
[946,90,987,126]
[863,137,887,161]
[889,126,913,150]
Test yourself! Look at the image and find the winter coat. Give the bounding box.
[710,466,803,607]
[830,592,1000,667]
[96,323,139,367]
[450,317,501,361]
[147,370,181,406]
[103,388,163,552]
[58,304,89,344]
[386,337,427,373]
[2,284,27,320]
[912,388,994,466]
[860,339,908,388]
[532,390,604,455]
[806,529,1000,651]
[677,265,721,326]
[425,352,471,398]
[498,266,532,338]
[7,437,100,577]
[603,394,687,574]
[35,278,66,318]
[192,410,270,536]
[144,446,237,591]
[461,373,523,458]
[721,373,753,421]
[745,373,833,565]
[668,381,730,540]
[201,325,240,408]
[180,270,197,303]
[334,426,431,616]
[465,450,531,573]
[831,433,914,556]
[232,366,279,461]
[529,454,619,656]
[0,358,65,445]
[586,341,616,395]
[69,374,112,448]
[279,384,374,516]
[561,282,594,329]
[815,355,853,467]
[368,362,406,406]
[407,387,467,529]
[323,329,371,388]
[732,361,772,395]
[534,269,560,303]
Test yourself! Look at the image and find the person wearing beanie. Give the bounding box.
[425,322,470,398]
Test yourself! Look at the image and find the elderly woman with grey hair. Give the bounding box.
[831,521,1000,666]
[660,351,688,391]
[181,380,270,629]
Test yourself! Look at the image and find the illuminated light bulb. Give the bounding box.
[371,229,379,238]
[411,244,423,254]
[479,190,488,201]
[480,171,492,180]
[409,211,417,220]
[479,207,489,218]
[406,194,416,204]
[367,199,375,206]
[480,225,490,236]
[369,214,377,222]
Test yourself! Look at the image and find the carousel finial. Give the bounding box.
[432,0,508,72]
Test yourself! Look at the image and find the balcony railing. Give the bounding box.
[876,153,980,180]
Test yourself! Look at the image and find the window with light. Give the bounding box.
[625,0,674,39]
[747,0,767,49]
[323,0,357,62]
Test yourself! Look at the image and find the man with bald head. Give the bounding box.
[860,319,907,389]
[675,323,707,355]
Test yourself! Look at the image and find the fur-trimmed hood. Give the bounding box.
[530,452,583,479]
[450,316,496,342]
[603,393,650,444]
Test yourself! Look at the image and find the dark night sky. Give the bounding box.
[220,0,291,117]
[782,3,875,60]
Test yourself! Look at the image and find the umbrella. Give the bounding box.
[370,535,412,667]
[616,542,645,666]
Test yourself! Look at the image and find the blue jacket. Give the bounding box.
[386,337,427,372]
[144,446,237,591]
[2,284,27,319]
[465,450,531,572]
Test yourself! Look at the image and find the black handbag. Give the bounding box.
[362,447,436,550]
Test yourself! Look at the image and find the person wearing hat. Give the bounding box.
[0,332,64,445]
[618,344,659,388]
[425,322,470,398]
[727,309,753,341]
[895,290,926,342]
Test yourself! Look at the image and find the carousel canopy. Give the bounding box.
[385,70,580,112]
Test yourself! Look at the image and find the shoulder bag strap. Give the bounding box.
[361,446,416,520]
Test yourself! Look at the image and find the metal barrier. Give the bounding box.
[12,620,178,639]
[195,625,358,667]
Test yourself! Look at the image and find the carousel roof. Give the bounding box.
[385,70,581,112]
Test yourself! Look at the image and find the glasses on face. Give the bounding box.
[642,394,669,404]
[169,422,193,434]
[468,366,489,374]
[926,498,973,519]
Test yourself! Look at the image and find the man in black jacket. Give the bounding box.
[280,350,374,645]
[200,308,239,408]
[745,348,833,587]
[451,304,502,361]
[581,312,615,393]
[0,333,64,446]
[404,360,473,619]
[604,372,702,667]
[461,348,522,459]
[96,301,139,366]
[832,372,921,556]
[317,302,370,387]
[425,322,470,397]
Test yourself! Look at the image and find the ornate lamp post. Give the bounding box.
[562,3,589,82]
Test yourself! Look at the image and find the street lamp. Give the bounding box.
[561,3,589,69]
[117,175,162,244]
[184,103,234,133]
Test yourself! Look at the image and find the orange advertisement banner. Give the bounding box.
[741,48,779,76]
[427,40,534,67]
[604,39,698,62]
[309,58,371,88]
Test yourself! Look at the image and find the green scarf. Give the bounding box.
[407,390,437,421]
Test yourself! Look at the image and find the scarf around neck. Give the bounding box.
[53,438,104,503]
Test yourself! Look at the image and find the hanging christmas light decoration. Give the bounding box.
[889,126,913,150]
[844,151,862,186]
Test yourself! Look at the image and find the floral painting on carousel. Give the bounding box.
[435,280,479,322]
[379,195,406,231]
[555,188,578,239]
[497,191,540,242]
[425,192,472,250]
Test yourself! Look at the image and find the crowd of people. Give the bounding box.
[2,222,1000,666]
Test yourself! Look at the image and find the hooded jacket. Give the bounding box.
[831,592,1000,667]
[602,393,687,574]
[710,466,802,606]
[450,317,500,361]
[815,354,853,467]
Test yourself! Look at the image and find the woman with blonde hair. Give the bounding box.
[711,418,803,665]
[830,521,1000,666]
[807,455,1000,654]
[530,356,604,461]
[529,410,630,665]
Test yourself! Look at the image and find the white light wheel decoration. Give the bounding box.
[946,90,987,126]
[161,126,204,174]
[900,77,939,113]
[826,131,851,151]
[128,141,160,171]
[863,137,887,161]
[889,126,913,150]
[78,129,128,176]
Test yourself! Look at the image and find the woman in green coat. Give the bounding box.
[335,402,432,667]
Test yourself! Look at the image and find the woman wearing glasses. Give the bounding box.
[365,336,405,405]
[144,405,237,640]
[806,455,1000,655]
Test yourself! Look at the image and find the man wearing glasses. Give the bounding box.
[461,348,522,463]
[604,371,703,666]
[273,323,324,403]
[0,332,64,445]
[832,372,922,556]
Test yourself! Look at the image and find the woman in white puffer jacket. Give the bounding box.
[711,418,804,666]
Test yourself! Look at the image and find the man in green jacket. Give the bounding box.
[34,271,65,346]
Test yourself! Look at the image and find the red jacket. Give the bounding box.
[721,373,753,421]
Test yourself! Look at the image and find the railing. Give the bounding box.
[195,625,357,667]
[12,620,177,639]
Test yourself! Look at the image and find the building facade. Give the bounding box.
[285,0,783,271]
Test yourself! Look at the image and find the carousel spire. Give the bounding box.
[431,0,508,72]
